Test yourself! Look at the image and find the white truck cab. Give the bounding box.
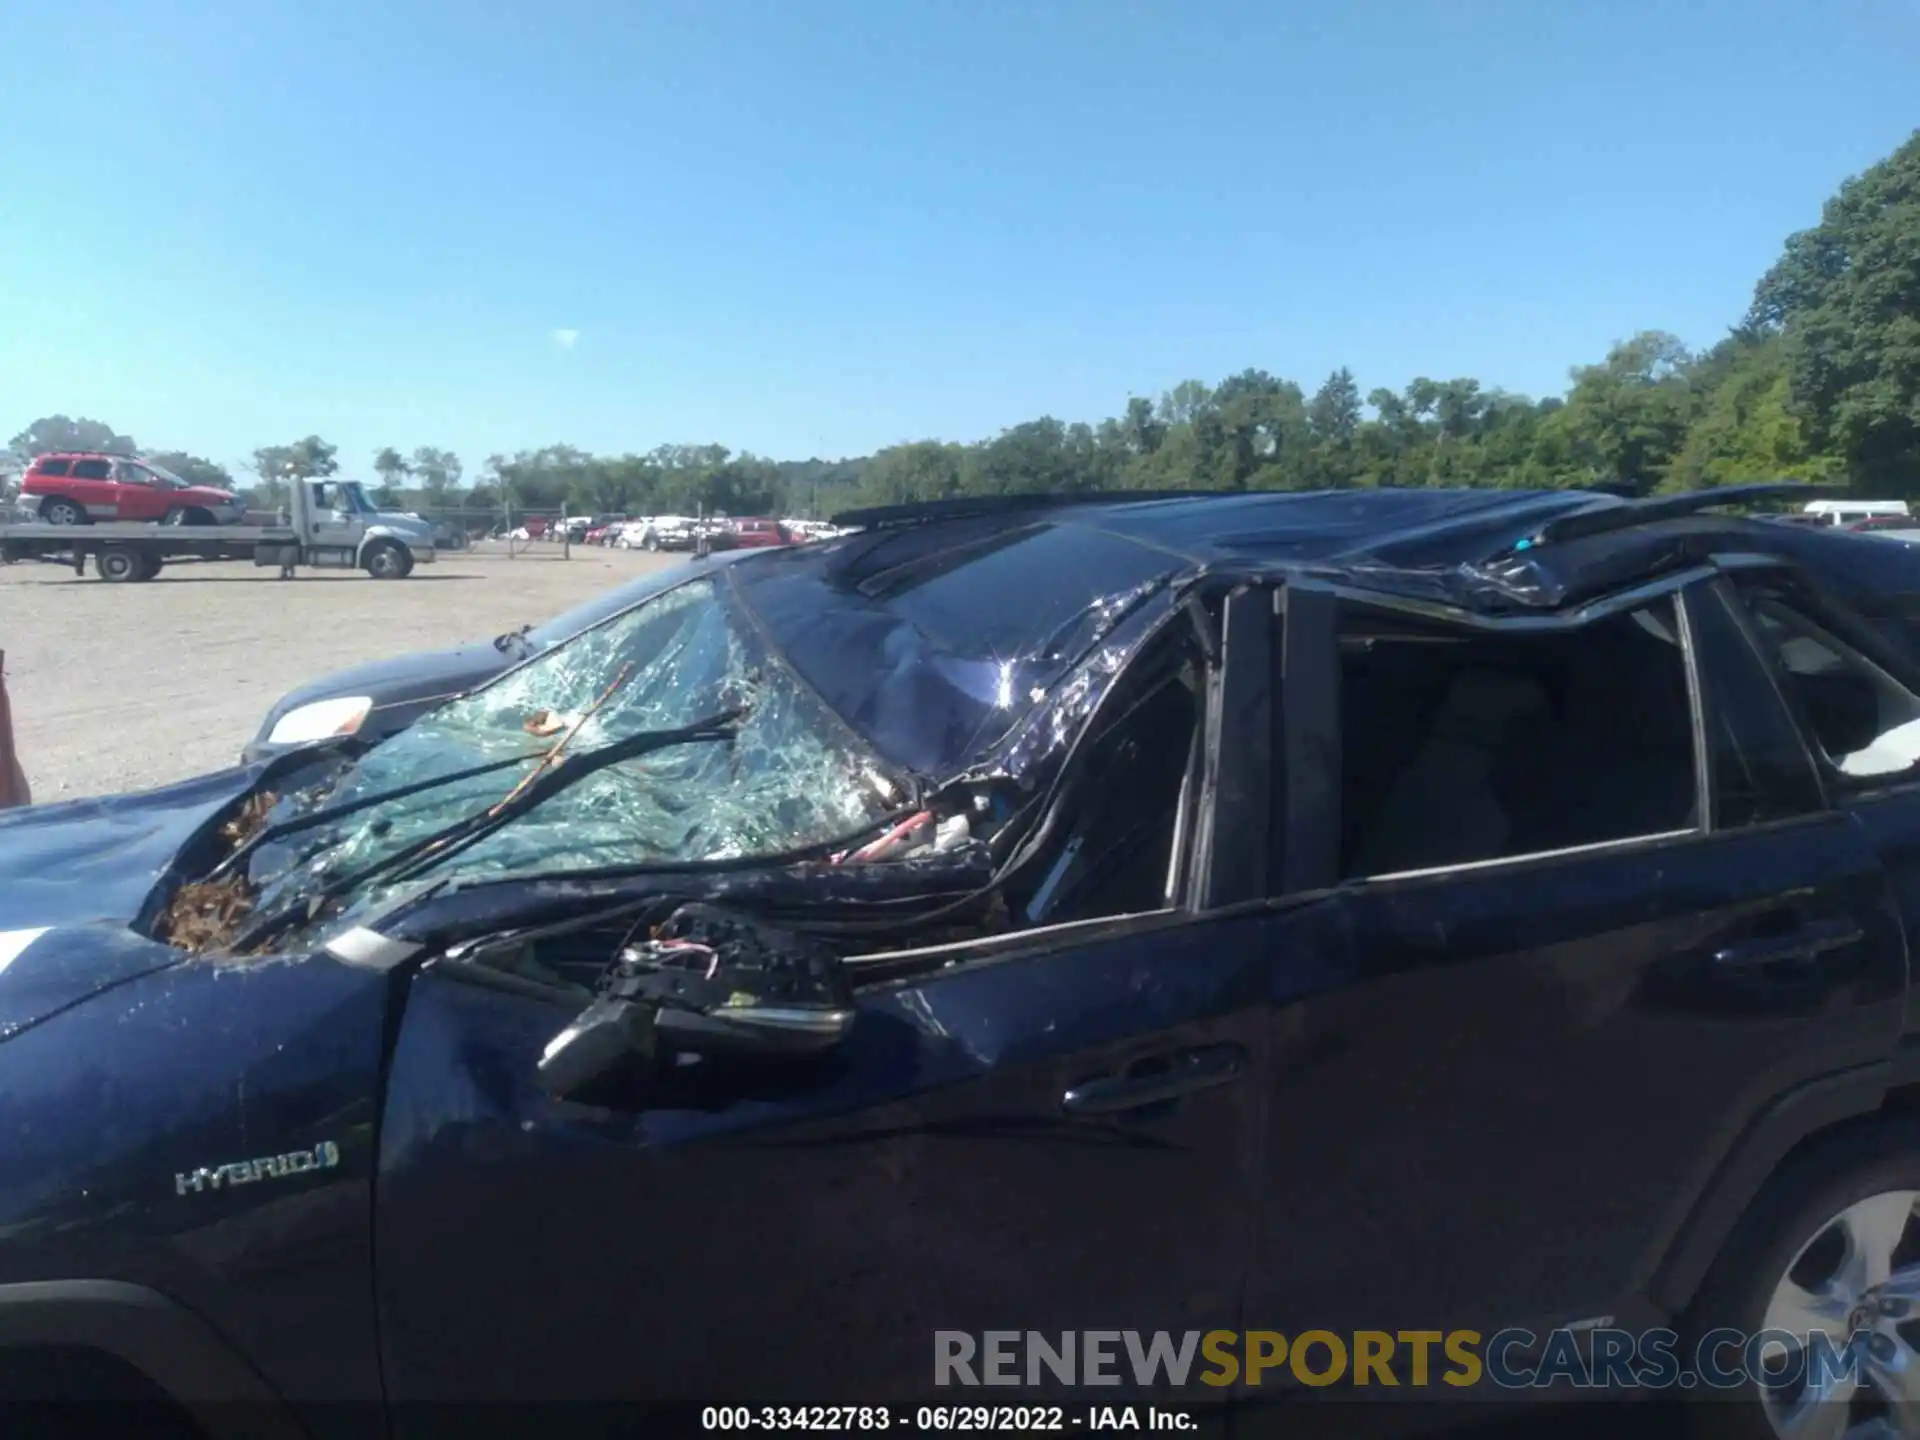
[279,479,438,577]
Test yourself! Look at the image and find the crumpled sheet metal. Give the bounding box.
[377,843,1003,950]
[739,558,1180,792]
[1307,524,1740,618]
[736,530,1180,784]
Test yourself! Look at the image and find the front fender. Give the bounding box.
[0,946,396,1420]
[0,1279,302,1438]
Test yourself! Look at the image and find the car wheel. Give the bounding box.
[363,541,408,579]
[163,507,215,526]
[644,533,660,551]
[95,546,142,582]
[1684,1122,1920,1439]
[41,498,86,525]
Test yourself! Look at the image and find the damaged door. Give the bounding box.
[1240,574,1906,1365]
[368,585,1315,1420]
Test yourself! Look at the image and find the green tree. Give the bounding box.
[858,441,969,506]
[1304,368,1363,487]
[1749,128,1920,490]
[249,436,339,505]
[374,447,411,496]
[1554,333,1695,494]
[1667,331,1834,489]
[408,446,462,501]
[145,451,234,489]
[1122,396,1164,456]
[9,415,137,458]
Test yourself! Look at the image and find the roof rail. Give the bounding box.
[1514,481,1825,551]
[830,490,1205,530]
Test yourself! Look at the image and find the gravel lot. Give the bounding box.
[0,542,684,801]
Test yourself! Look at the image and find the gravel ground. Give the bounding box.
[0,541,683,801]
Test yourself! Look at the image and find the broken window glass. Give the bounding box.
[247,577,902,947]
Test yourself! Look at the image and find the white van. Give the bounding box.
[1802,499,1912,526]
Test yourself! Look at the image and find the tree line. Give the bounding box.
[8,129,1915,521]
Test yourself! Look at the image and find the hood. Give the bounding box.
[372,510,433,533]
[0,921,186,1042]
[0,764,262,932]
[253,640,507,741]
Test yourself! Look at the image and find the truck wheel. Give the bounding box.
[41,499,87,526]
[95,547,142,582]
[1682,1120,1920,1439]
[163,508,215,527]
[136,552,164,581]
[363,542,409,579]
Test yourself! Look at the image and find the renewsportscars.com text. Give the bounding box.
[934,1328,1866,1392]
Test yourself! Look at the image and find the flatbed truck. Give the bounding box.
[0,479,436,582]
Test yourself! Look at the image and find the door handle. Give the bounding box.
[1712,917,1865,972]
[1062,1043,1246,1116]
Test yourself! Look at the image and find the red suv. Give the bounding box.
[726,518,793,548]
[21,453,247,526]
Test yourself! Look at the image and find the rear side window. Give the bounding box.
[69,459,111,479]
[1731,576,1920,788]
[33,458,71,477]
[1337,598,1698,878]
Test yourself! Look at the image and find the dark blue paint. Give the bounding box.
[0,943,392,1437]
[372,909,1300,1408]
[5,488,1920,1433]
[0,766,259,930]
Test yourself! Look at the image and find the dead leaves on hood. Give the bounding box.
[157,875,256,955]
[156,791,277,953]
[219,790,277,848]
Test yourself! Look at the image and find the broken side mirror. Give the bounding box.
[535,904,855,1101]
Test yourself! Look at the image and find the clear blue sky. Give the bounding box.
[0,0,1914,479]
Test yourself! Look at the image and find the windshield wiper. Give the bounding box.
[209,746,550,883]
[225,709,744,955]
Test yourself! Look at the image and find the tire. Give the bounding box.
[1682,1120,1920,1439]
[362,541,408,579]
[162,508,215,527]
[41,498,86,526]
[644,533,661,552]
[95,547,142,583]
[135,552,164,581]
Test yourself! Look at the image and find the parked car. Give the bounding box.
[582,514,627,545]
[240,548,751,757]
[617,514,701,551]
[20,452,248,526]
[20,485,1920,1434]
[782,517,847,542]
[726,516,793,548]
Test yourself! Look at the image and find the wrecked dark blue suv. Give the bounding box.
[12,485,1920,1439]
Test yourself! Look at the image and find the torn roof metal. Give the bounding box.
[748,485,1911,779]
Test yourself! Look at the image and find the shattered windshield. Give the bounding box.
[246,576,901,948]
